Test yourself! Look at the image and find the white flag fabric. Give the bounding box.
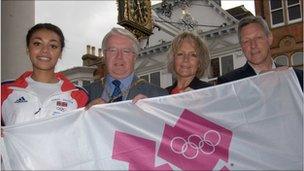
[1,69,303,170]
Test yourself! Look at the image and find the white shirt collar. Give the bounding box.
[248,60,276,75]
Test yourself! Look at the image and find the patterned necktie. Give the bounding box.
[111,80,122,102]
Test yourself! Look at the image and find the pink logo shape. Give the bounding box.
[158,109,233,170]
[112,131,172,170]
[220,166,231,171]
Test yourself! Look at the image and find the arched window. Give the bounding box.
[291,52,303,66]
[274,55,289,66]
[139,71,161,86]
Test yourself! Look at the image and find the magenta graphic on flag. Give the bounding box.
[220,166,231,171]
[158,109,233,170]
[112,131,172,170]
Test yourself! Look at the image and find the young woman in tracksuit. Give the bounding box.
[1,23,88,126]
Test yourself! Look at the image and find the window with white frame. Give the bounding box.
[209,58,220,79]
[208,55,234,79]
[286,0,302,23]
[221,55,234,75]
[270,0,285,27]
[139,71,161,86]
[274,55,289,66]
[291,52,303,66]
[269,0,302,27]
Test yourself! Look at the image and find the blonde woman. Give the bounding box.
[166,32,212,94]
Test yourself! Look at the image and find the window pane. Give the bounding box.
[288,0,299,5]
[270,0,282,10]
[209,58,220,78]
[221,55,234,75]
[139,75,149,82]
[292,52,303,66]
[288,5,301,20]
[150,72,160,86]
[274,55,288,66]
[272,10,284,24]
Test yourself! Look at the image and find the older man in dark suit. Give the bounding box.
[217,16,303,90]
[85,28,168,108]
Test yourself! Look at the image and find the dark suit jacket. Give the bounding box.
[166,77,212,94]
[84,75,168,102]
[217,62,303,90]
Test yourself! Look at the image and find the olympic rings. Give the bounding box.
[170,130,221,159]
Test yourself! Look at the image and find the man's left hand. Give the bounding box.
[132,94,148,103]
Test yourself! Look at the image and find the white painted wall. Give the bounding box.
[1,1,35,81]
[148,27,175,47]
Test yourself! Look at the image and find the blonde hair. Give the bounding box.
[167,32,210,78]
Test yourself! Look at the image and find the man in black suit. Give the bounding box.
[217,16,303,90]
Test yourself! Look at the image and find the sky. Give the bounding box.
[35,0,255,72]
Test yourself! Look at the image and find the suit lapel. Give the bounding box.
[242,62,257,77]
[126,75,138,100]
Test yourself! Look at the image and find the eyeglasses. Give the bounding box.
[105,47,135,57]
[175,52,198,59]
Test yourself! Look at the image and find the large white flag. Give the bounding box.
[1,69,303,170]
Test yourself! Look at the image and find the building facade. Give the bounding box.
[255,0,303,70]
[62,45,104,87]
[1,1,35,81]
[64,0,253,88]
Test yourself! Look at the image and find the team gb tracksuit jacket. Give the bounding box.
[1,71,88,126]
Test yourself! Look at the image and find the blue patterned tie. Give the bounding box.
[111,80,122,102]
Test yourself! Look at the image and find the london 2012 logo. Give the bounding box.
[170,129,221,159]
[112,109,233,170]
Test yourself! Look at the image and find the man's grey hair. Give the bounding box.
[102,27,140,55]
[238,16,271,42]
